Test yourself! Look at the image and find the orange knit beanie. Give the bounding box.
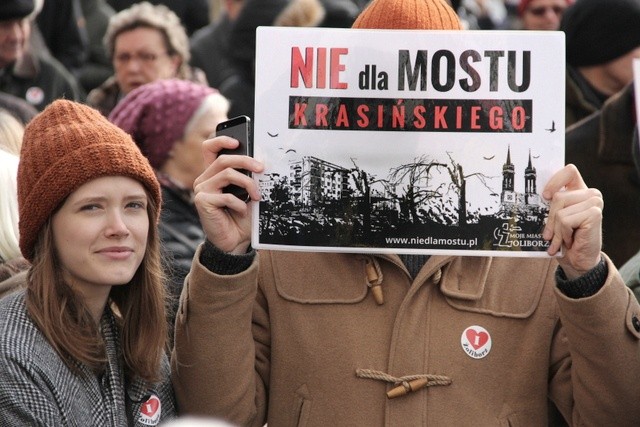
[17,99,161,261]
[352,0,461,30]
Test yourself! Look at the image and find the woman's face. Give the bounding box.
[113,26,180,94]
[52,176,149,300]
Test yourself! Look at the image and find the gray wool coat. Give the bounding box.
[0,290,176,426]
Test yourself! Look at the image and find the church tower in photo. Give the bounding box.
[501,146,516,204]
[500,146,541,210]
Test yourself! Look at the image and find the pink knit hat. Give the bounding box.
[109,79,218,170]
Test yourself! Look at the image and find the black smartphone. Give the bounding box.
[216,115,252,200]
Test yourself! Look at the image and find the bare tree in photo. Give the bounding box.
[388,155,448,224]
[348,158,390,239]
[443,152,495,226]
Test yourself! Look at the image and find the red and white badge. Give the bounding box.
[460,325,492,359]
[138,394,161,426]
[25,86,44,106]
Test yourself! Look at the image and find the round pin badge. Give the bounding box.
[25,87,45,106]
[138,394,162,426]
[460,325,492,359]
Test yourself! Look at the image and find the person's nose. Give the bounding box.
[105,210,130,237]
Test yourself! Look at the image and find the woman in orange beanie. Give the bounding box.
[0,99,175,425]
[171,0,640,425]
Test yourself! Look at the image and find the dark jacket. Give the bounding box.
[0,92,38,125]
[157,177,205,338]
[35,0,88,74]
[620,248,640,302]
[565,83,639,266]
[207,0,289,120]
[76,0,115,93]
[565,65,606,128]
[0,51,84,111]
[190,13,237,91]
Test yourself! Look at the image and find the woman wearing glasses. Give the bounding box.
[518,0,571,30]
[87,2,207,117]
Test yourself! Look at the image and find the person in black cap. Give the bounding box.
[619,126,640,301]
[561,0,640,127]
[0,0,84,111]
[566,82,640,268]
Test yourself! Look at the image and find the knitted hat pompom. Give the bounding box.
[351,0,461,30]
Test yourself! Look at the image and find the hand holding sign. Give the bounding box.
[542,164,603,279]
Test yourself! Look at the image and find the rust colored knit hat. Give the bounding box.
[109,79,218,170]
[351,0,461,30]
[18,99,161,262]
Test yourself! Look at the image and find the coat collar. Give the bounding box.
[374,253,489,300]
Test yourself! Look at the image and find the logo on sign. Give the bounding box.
[460,325,492,359]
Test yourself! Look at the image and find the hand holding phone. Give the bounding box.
[216,115,252,201]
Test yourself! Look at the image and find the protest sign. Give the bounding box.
[253,27,565,256]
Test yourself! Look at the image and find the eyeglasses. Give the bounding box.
[528,5,565,16]
[114,51,170,65]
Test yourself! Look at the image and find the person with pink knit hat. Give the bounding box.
[110,78,229,343]
[0,99,175,424]
[171,0,640,425]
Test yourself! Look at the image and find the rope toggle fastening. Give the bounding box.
[356,368,452,399]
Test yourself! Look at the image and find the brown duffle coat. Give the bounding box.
[172,248,640,426]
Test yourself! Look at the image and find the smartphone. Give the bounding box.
[216,115,252,201]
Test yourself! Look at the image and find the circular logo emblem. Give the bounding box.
[25,86,45,106]
[138,394,161,426]
[460,325,492,359]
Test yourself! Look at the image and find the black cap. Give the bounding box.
[0,0,35,21]
[561,0,640,67]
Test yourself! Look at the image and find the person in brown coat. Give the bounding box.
[171,0,640,425]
